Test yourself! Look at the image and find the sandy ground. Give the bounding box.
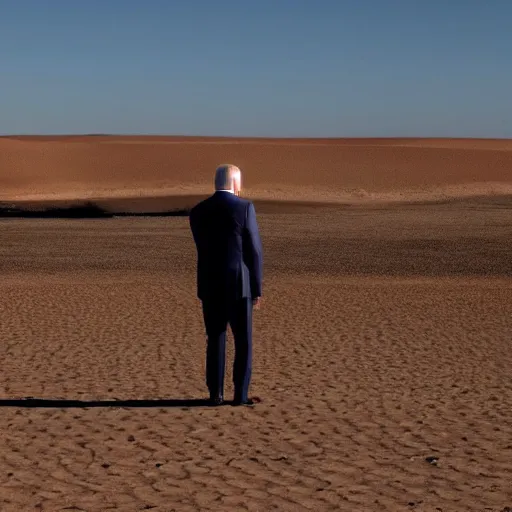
[0,137,511,511]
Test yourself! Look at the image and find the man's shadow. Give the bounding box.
[0,397,231,408]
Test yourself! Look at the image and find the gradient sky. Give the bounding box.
[1,0,511,137]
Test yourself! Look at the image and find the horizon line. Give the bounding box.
[1,134,511,141]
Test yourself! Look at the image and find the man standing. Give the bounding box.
[190,164,263,406]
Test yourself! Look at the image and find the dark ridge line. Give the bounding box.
[0,202,191,219]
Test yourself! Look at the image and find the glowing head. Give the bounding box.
[215,164,242,196]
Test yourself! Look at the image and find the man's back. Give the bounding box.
[190,191,263,302]
[191,164,262,406]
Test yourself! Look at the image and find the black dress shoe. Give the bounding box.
[209,395,224,406]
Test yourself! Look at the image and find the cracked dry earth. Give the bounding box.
[0,202,511,512]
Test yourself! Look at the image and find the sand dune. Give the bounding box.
[1,136,511,207]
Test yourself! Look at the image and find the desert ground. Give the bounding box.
[0,136,511,511]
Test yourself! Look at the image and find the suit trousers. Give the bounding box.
[201,297,253,402]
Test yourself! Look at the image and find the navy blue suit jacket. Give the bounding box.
[189,191,263,302]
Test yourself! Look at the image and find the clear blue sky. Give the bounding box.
[1,0,511,137]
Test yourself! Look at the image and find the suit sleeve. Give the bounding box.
[243,202,263,298]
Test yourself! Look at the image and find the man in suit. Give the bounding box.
[189,164,263,406]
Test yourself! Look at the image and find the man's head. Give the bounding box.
[215,164,242,196]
